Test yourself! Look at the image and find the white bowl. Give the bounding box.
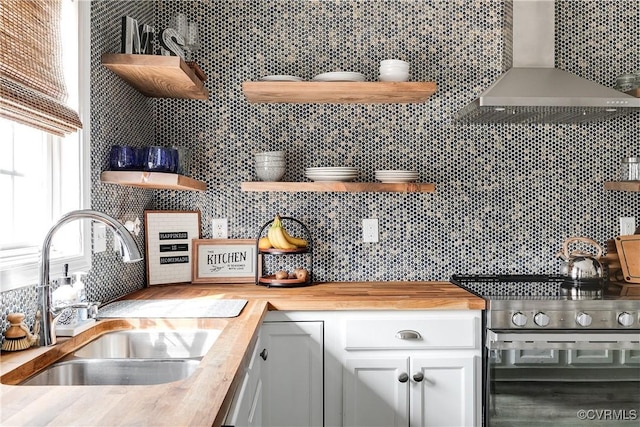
[255,152,285,161]
[379,65,410,74]
[380,59,409,68]
[255,156,285,161]
[256,159,286,165]
[256,162,286,167]
[256,165,285,182]
[255,151,284,157]
[379,72,409,82]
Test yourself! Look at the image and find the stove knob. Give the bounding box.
[534,312,550,327]
[576,312,592,327]
[512,312,528,327]
[618,312,635,327]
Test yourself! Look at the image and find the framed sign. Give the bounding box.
[144,210,201,286]
[192,239,258,284]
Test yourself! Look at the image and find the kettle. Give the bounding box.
[557,237,604,284]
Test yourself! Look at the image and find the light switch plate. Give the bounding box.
[620,217,636,236]
[362,218,379,243]
[212,218,228,238]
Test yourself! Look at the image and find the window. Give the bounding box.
[0,0,90,291]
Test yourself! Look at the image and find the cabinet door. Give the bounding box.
[261,321,323,427]
[410,356,477,427]
[343,357,410,427]
[225,335,263,427]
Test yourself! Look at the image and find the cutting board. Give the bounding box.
[615,235,640,283]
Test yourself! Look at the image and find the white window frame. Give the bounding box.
[0,0,91,292]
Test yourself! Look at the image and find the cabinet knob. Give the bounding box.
[412,372,424,382]
[260,348,268,360]
[395,330,422,340]
[398,373,409,383]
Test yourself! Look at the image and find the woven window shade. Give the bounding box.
[0,0,82,136]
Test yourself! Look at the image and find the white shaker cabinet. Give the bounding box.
[339,311,481,427]
[260,320,324,427]
[224,334,264,427]
[343,357,410,426]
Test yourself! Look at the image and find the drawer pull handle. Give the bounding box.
[413,372,424,382]
[398,373,409,383]
[260,349,268,361]
[395,330,422,340]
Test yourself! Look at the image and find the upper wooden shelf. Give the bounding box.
[241,181,435,193]
[101,171,206,191]
[101,54,209,100]
[604,181,640,192]
[242,81,437,104]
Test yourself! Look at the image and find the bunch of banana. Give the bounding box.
[262,214,308,250]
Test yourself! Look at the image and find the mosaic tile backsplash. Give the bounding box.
[1,0,638,337]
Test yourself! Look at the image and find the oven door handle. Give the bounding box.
[487,330,640,350]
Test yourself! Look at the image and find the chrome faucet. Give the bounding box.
[37,210,143,346]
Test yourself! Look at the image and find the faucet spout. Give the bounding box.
[38,210,143,346]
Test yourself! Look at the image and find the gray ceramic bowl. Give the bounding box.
[256,165,285,181]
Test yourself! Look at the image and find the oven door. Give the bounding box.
[485,330,640,427]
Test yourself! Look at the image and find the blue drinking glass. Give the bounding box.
[143,146,173,172]
[109,145,138,170]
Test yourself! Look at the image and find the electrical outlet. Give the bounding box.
[620,217,636,236]
[93,222,107,253]
[362,218,379,243]
[212,218,228,238]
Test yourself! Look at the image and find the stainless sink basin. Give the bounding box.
[17,328,221,386]
[20,359,200,386]
[73,329,221,359]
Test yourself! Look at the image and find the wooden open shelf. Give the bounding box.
[604,181,640,192]
[241,181,435,193]
[101,171,206,191]
[101,54,209,100]
[242,81,437,104]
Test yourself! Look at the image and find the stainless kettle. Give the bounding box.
[557,237,604,282]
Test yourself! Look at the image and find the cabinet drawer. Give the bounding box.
[344,313,478,350]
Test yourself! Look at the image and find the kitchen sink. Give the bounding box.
[20,359,200,386]
[17,328,221,386]
[72,329,221,359]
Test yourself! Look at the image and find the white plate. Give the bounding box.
[312,72,366,82]
[259,75,304,81]
[305,167,359,172]
[375,174,418,179]
[306,176,359,180]
[306,176,358,182]
[305,172,359,177]
[305,168,359,173]
[305,172,359,176]
[376,178,418,183]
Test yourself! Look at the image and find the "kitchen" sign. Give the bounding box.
[192,239,257,284]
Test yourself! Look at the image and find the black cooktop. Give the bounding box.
[451,274,566,297]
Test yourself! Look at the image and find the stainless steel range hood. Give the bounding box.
[457,0,640,124]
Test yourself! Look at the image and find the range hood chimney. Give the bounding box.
[457,0,640,124]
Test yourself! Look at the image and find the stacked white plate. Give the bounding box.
[312,72,366,82]
[375,170,419,183]
[305,167,359,182]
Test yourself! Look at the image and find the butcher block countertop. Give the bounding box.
[0,281,484,426]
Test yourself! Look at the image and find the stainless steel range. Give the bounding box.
[451,275,640,427]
